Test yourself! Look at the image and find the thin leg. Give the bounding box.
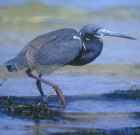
[26,69,66,108]
[36,74,44,97]
[36,74,48,104]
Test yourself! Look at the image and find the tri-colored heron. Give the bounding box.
[3,24,136,108]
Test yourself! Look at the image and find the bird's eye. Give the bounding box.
[84,33,93,41]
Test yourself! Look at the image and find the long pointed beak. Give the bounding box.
[97,28,136,40]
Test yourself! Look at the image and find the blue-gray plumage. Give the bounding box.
[3,24,136,108]
[6,29,82,72]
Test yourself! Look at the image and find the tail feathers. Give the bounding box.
[0,64,27,81]
[6,63,18,72]
[1,57,28,80]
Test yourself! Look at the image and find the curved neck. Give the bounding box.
[69,38,103,66]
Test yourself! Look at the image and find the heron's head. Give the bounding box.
[80,24,136,42]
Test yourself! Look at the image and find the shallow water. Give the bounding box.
[0,0,140,135]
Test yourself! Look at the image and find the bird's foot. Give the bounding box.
[42,96,48,104]
[37,96,48,106]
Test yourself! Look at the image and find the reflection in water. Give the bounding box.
[0,94,140,135]
[32,121,42,135]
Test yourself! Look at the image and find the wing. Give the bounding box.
[33,29,82,66]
